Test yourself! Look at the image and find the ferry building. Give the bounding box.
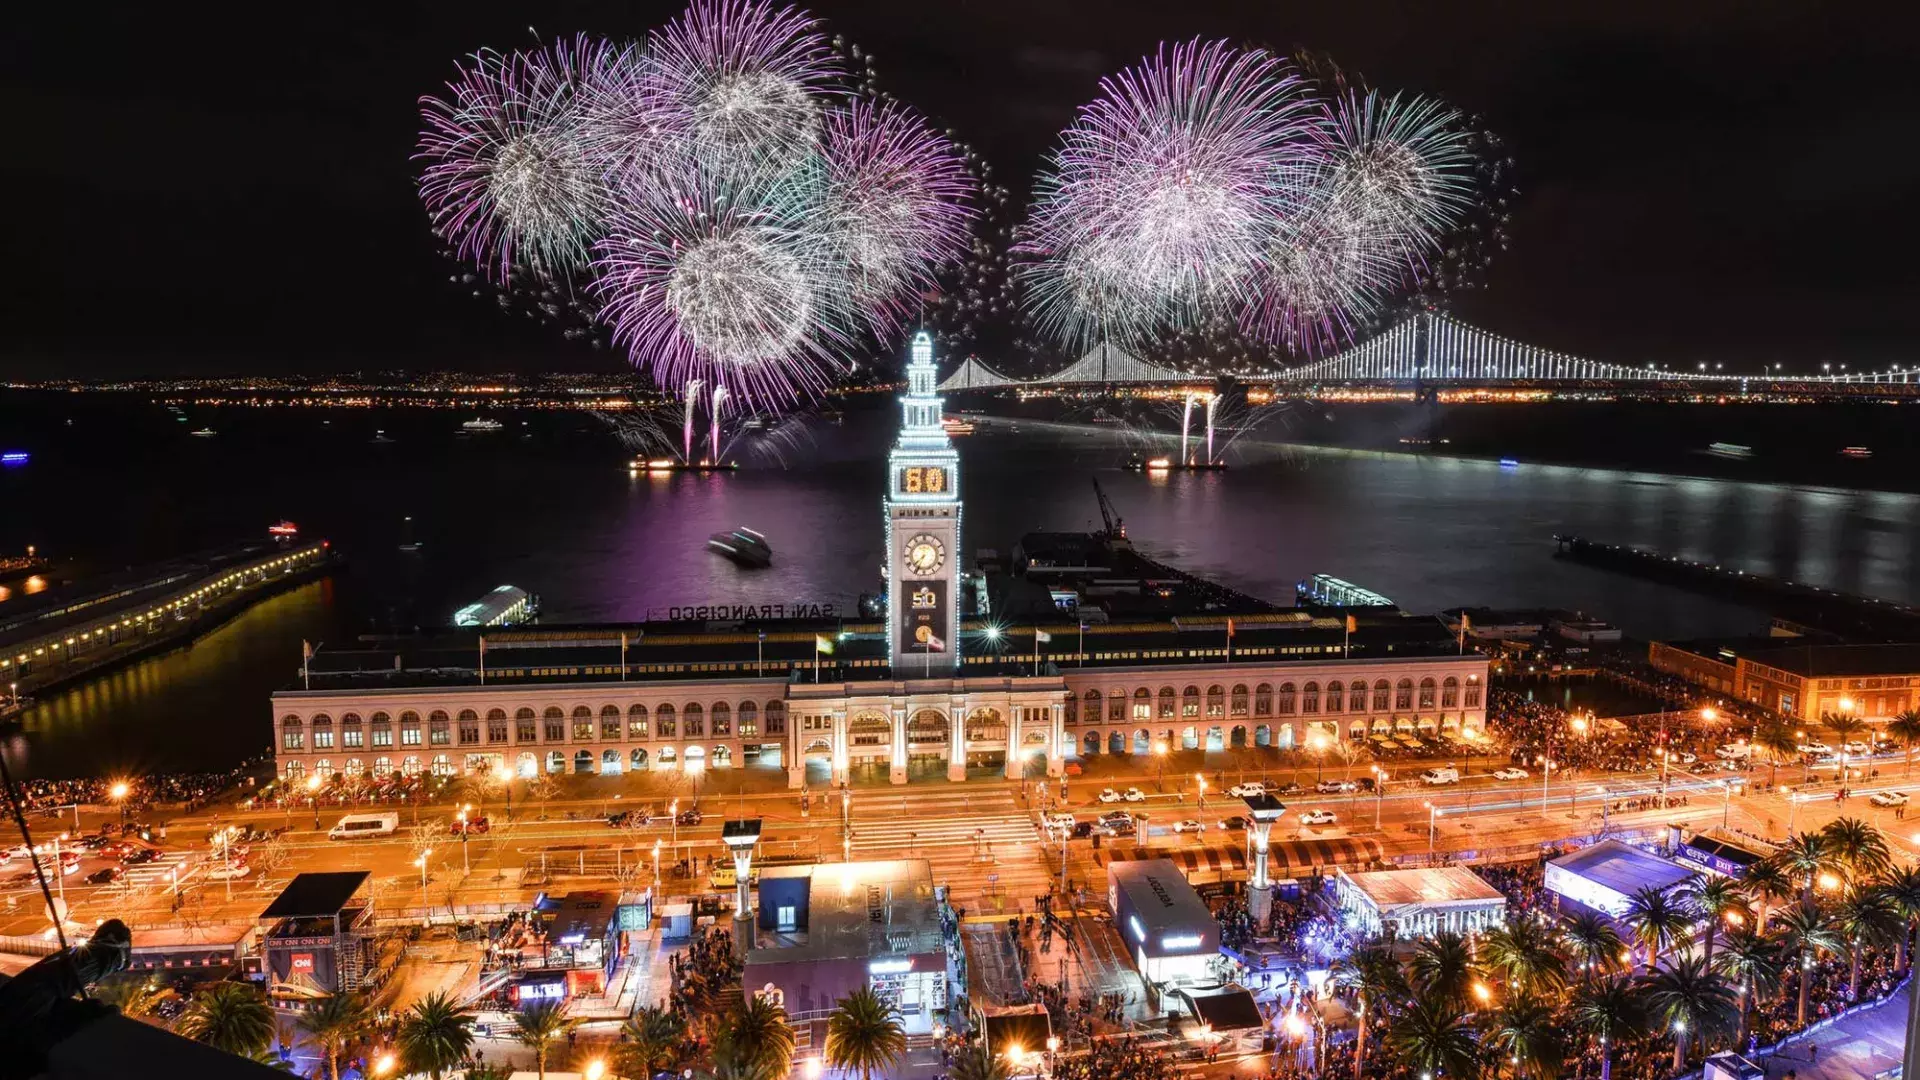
[271,335,1487,788]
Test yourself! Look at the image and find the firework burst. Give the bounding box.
[417,36,627,282]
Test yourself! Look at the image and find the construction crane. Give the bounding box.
[1092,477,1128,543]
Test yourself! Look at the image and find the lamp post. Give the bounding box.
[415,849,431,893]
[455,806,471,875]
[1427,803,1440,859]
[1796,729,1810,782]
[1838,697,1856,785]
[1195,773,1207,810]
[1154,740,1168,792]
[652,839,662,889]
[306,773,322,829]
[110,781,130,827]
[670,798,680,854]
[1371,766,1386,829]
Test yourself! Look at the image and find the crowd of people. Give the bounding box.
[5,760,264,815]
[667,925,740,1017]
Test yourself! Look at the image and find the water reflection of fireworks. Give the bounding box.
[594,406,817,468]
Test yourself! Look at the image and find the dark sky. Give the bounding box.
[6,1,1919,378]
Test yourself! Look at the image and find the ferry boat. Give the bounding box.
[1706,442,1753,459]
[398,515,424,553]
[461,417,505,433]
[942,416,976,436]
[1841,446,1873,459]
[371,430,397,444]
[708,527,772,568]
[1124,454,1227,473]
[628,457,738,473]
[190,427,217,438]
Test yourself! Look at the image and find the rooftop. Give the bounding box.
[1548,839,1696,897]
[538,891,617,944]
[1108,858,1216,938]
[260,872,370,920]
[747,859,943,966]
[1338,866,1507,912]
[1742,643,1920,677]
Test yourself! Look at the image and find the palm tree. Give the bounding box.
[175,982,277,1059]
[718,994,795,1080]
[1482,991,1563,1079]
[1677,875,1751,968]
[1879,864,1920,972]
[1820,817,1892,883]
[1766,831,1837,911]
[1752,719,1801,787]
[1331,941,1407,1080]
[1740,860,1794,932]
[1822,711,1867,758]
[397,991,474,1080]
[1713,927,1787,1046]
[1561,910,1627,983]
[620,1006,687,1078]
[513,999,575,1080]
[947,1044,1012,1080]
[96,975,165,1020]
[1387,994,1483,1080]
[1569,977,1645,1080]
[298,992,369,1080]
[1623,885,1695,970]
[1888,709,1920,775]
[1479,918,1567,995]
[1408,929,1476,1006]
[1831,884,1901,1000]
[824,987,906,1080]
[1638,953,1738,1072]
[1775,903,1842,1025]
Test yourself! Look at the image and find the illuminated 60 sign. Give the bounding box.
[899,466,947,495]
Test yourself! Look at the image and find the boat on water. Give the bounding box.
[1706,442,1753,459]
[461,417,505,433]
[371,430,397,444]
[1124,454,1227,472]
[1841,446,1873,459]
[190,428,217,438]
[942,416,976,436]
[708,527,772,568]
[398,515,424,553]
[628,457,738,473]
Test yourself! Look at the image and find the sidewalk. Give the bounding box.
[1762,981,1908,1080]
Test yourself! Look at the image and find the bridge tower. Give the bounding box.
[885,332,964,692]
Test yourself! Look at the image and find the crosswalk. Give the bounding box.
[848,811,1040,857]
[123,852,192,887]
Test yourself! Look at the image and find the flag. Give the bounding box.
[758,629,767,642]
[1345,614,1358,634]
[1460,612,1471,632]
[814,634,834,655]
[1226,618,1235,638]
[302,639,313,660]
[1035,629,1053,644]
[478,636,487,656]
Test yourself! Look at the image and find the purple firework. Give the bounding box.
[417,35,631,282]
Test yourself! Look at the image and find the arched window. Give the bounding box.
[601,705,621,740]
[311,714,334,749]
[1442,677,1460,708]
[628,704,649,739]
[282,715,304,750]
[458,709,480,745]
[738,701,758,737]
[1395,679,1414,710]
[1277,683,1297,715]
[1084,690,1102,724]
[710,701,731,736]
[631,748,649,770]
[431,754,453,777]
[1110,692,1126,722]
[1181,686,1201,718]
[515,708,537,743]
[429,711,450,746]
[1158,687,1176,719]
[571,705,594,741]
[657,703,677,738]
[344,758,364,778]
[1326,681,1345,712]
[543,707,565,742]
[401,755,422,777]
[1133,688,1152,721]
[341,712,362,726]
[369,711,390,725]
[1418,677,1437,710]
[1302,682,1320,714]
[546,751,565,774]
[1464,677,1483,709]
[684,702,705,737]
[1373,680,1391,711]
[764,701,786,735]
[1230,685,1249,717]
[1205,685,1225,719]
[486,709,508,743]
[603,749,623,773]
[1254,684,1274,716]
[372,757,392,778]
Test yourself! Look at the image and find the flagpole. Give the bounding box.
[1078,621,1085,667]
[1033,628,1040,677]
[1344,620,1351,660]
[620,633,628,681]
[301,640,310,690]
[814,638,821,683]
[479,636,486,685]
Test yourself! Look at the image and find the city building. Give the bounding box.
[744,859,948,1034]
[1544,839,1696,920]
[1650,640,1920,721]
[1333,866,1508,938]
[453,585,537,628]
[503,891,625,1004]
[268,336,1488,789]
[1107,858,1220,986]
[259,872,378,1004]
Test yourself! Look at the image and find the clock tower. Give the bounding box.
[885,331,962,675]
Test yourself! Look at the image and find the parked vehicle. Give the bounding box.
[86,866,124,885]
[1097,788,1124,804]
[1870,791,1909,808]
[1171,820,1206,833]
[676,808,704,827]
[450,816,491,836]
[205,862,251,880]
[1492,768,1529,781]
[1298,810,1338,826]
[1315,780,1358,794]
[1217,816,1248,831]
[1227,783,1267,798]
[1121,787,1147,802]
[328,812,400,840]
[1421,768,1461,785]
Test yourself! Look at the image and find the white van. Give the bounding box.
[1420,768,1461,785]
[328,812,400,840]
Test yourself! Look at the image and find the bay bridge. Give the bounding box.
[936,312,1920,397]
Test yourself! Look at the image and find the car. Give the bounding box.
[1070,821,1097,839]
[1171,820,1206,833]
[1315,780,1358,794]
[1044,812,1076,829]
[1844,741,1872,756]
[1714,745,1750,760]
[607,810,652,829]
[1217,816,1248,831]
[205,862,251,880]
[1870,791,1910,808]
[86,867,124,885]
[123,848,159,865]
[1298,810,1338,826]
[1097,788,1124,804]
[1675,752,1698,764]
[1491,768,1529,781]
[80,834,112,850]
[1122,787,1147,802]
[1227,783,1267,798]
[1420,768,1461,785]
[451,816,491,836]
[1268,782,1303,796]
[676,808,704,827]
[1101,819,1135,837]
[1799,742,1833,755]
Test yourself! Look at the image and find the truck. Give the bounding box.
[1420,768,1461,785]
[328,812,400,840]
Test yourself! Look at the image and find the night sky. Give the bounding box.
[7,1,1918,378]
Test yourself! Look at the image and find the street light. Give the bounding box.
[1371,765,1387,828]
[416,850,431,892]
[1153,740,1168,791]
[305,773,322,828]
[670,798,680,853]
[110,781,131,827]
[1427,803,1441,858]
[1195,773,1207,809]
[372,1054,396,1077]
[584,1059,606,1080]
[1310,734,1329,785]
[455,807,471,875]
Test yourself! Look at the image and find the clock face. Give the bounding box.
[903,533,946,576]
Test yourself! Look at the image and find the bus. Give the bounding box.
[328,812,400,840]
